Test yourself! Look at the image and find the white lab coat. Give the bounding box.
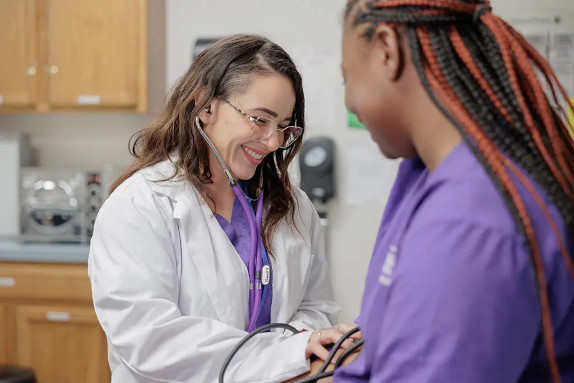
[88,158,340,383]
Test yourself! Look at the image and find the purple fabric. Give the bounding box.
[215,197,272,328]
[335,143,574,382]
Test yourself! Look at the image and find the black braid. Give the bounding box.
[424,25,531,241]
[440,25,574,228]
[458,24,535,152]
[345,3,573,381]
[464,28,574,223]
[476,24,526,119]
[349,1,574,261]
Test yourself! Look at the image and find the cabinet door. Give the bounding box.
[0,0,37,108]
[0,304,6,363]
[0,303,17,364]
[46,0,144,109]
[16,305,110,383]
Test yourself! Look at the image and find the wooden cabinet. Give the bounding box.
[0,304,7,362]
[0,263,110,383]
[0,0,149,112]
[44,0,145,110]
[16,305,109,383]
[0,0,37,108]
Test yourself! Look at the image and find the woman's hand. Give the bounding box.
[285,330,363,383]
[305,323,362,360]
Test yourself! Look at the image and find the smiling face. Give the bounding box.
[341,3,416,159]
[201,74,296,181]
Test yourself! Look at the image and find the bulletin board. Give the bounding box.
[506,12,574,136]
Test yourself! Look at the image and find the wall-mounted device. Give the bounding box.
[299,136,336,203]
[192,37,221,61]
[299,136,336,256]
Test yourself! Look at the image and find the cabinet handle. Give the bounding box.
[26,66,37,76]
[45,65,59,75]
[46,311,71,322]
[0,277,15,287]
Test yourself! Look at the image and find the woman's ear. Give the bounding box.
[194,89,214,125]
[197,103,213,125]
[372,24,403,81]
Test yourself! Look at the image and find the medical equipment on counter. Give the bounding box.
[195,117,269,332]
[19,167,114,243]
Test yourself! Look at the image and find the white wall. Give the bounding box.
[0,113,149,167]
[1,0,572,323]
[492,0,572,15]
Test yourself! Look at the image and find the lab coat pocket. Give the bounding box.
[271,222,311,319]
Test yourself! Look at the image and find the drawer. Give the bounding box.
[0,263,92,302]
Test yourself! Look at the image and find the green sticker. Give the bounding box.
[347,110,366,129]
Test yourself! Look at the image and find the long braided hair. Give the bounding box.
[346,1,574,381]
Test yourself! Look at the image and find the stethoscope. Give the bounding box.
[195,116,270,332]
[203,116,365,383]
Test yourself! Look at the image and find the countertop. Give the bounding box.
[0,238,89,264]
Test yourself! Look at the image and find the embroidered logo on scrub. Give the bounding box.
[379,245,398,286]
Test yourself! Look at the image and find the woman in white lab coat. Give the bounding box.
[88,34,346,383]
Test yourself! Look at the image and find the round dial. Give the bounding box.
[304,146,328,167]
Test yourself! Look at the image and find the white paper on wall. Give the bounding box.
[290,47,341,132]
[344,142,399,207]
[507,12,574,98]
[550,32,574,96]
[524,33,549,58]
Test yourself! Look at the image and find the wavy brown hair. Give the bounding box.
[346,0,574,381]
[111,34,305,256]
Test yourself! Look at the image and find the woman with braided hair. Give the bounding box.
[333,0,574,381]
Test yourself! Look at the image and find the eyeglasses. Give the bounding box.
[221,98,303,149]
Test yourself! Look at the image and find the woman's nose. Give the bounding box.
[261,132,280,152]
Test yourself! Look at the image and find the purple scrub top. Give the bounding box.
[216,196,272,328]
[335,142,574,382]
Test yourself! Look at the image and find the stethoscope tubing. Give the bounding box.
[196,116,265,332]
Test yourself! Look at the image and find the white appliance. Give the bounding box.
[20,165,117,243]
[0,132,32,237]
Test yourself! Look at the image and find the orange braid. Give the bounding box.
[418,24,562,383]
[503,157,574,278]
[374,0,477,13]
[348,2,574,381]
[494,19,574,193]
[482,15,574,202]
[500,19,574,144]
[448,27,513,124]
